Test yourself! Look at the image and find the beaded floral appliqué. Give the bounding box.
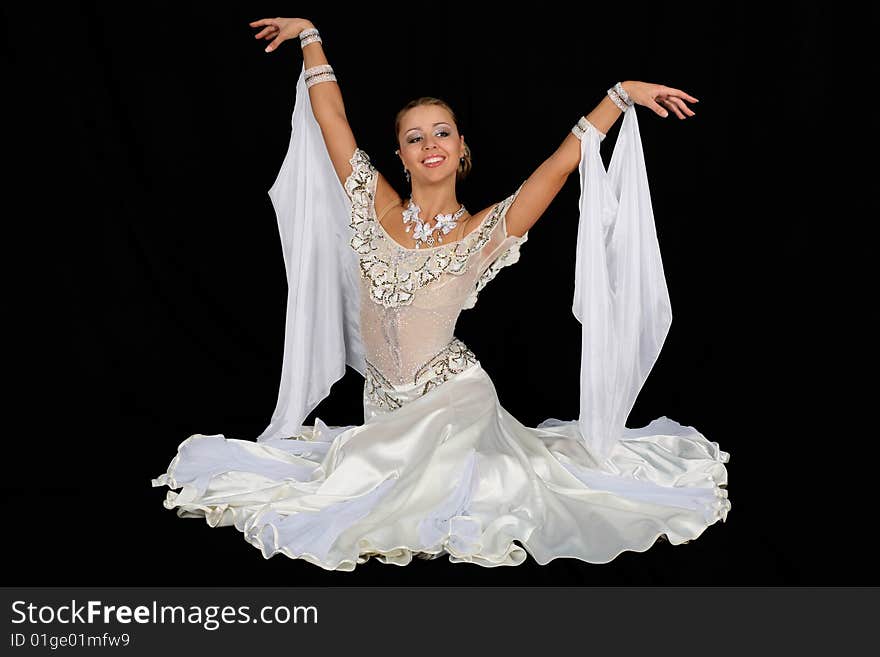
[462,232,529,310]
[363,338,478,412]
[345,149,521,309]
[363,360,404,412]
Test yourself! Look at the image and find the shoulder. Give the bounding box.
[471,182,528,239]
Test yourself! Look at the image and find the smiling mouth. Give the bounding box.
[422,156,446,167]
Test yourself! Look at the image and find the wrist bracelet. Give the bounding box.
[300,27,321,48]
[614,82,632,105]
[607,82,633,112]
[607,89,628,112]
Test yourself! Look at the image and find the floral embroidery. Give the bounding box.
[363,360,404,412]
[345,148,521,309]
[462,232,530,310]
[363,338,478,412]
[413,338,478,396]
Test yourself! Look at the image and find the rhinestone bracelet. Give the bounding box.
[305,71,337,88]
[571,117,589,140]
[607,82,633,112]
[613,82,633,105]
[299,27,321,48]
[305,64,334,79]
[607,88,629,112]
[571,116,606,142]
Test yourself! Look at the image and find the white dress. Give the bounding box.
[151,68,730,572]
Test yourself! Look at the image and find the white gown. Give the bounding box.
[152,68,730,571]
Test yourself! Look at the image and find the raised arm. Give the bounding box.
[504,81,699,239]
[251,17,396,197]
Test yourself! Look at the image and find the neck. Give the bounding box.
[409,179,463,219]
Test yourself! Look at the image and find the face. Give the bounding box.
[397,105,465,182]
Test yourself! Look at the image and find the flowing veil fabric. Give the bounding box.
[256,66,364,443]
[572,106,673,461]
[258,64,672,461]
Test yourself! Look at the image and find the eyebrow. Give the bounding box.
[405,122,451,134]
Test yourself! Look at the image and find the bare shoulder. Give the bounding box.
[458,203,496,240]
[373,171,401,216]
[473,201,499,221]
[472,191,526,239]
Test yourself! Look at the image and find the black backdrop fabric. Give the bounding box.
[7,2,855,585]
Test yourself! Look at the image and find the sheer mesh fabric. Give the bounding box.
[344,148,528,386]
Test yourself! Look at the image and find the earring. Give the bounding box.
[395,150,410,183]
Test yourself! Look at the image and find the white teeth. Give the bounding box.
[423,156,444,164]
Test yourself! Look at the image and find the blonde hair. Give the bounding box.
[394,97,472,182]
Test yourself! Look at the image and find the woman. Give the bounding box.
[152,16,730,571]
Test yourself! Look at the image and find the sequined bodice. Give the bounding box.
[344,148,528,388]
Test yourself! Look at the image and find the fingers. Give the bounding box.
[652,84,698,119]
[254,25,279,40]
[667,87,699,103]
[640,83,699,120]
[660,97,694,119]
[659,98,683,119]
[674,96,696,117]
[265,35,284,52]
[652,101,670,118]
[251,17,284,52]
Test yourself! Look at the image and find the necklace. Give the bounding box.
[402,198,468,249]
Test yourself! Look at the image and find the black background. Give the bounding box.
[6,2,856,586]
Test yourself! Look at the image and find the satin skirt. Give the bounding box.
[152,361,730,571]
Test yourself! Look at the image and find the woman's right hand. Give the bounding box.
[249,17,315,53]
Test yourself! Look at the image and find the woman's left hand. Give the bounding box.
[621,81,699,119]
